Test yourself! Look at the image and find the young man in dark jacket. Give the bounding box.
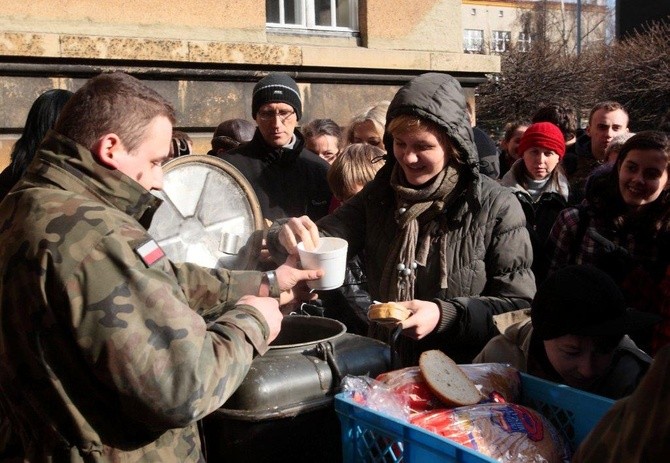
[224,73,332,222]
[562,101,629,204]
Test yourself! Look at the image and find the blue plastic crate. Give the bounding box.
[335,373,615,463]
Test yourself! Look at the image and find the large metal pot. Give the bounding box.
[203,315,392,463]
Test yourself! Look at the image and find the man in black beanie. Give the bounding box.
[224,73,331,225]
[473,264,660,399]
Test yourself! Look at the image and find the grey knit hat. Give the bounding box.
[252,73,302,121]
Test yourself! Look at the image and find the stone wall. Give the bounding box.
[0,0,497,167]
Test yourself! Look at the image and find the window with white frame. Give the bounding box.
[266,0,359,32]
[518,31,531,52]
[463,29,484,54]
[492,30,511,53]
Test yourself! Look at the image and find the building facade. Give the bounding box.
[461,0,609,55]
[0,0,501,165]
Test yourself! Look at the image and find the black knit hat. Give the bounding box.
[531,265,660,340]
[252,73,302,121]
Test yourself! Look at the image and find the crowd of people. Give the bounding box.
[0,70,667,461]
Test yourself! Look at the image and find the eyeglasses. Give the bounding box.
[258,109,295,123]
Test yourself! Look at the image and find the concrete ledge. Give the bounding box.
[302,46,499,74]
[0,31,499,74]
[60,35,189,61]
[301,45,431,70]
[189,41,301,66]
[0,32,60,56]
[431,52,500,73]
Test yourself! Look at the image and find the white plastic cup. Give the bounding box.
[297,237,348,290]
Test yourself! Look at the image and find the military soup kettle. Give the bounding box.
[148,154,392,463]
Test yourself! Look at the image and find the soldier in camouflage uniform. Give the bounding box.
[0,72,321,462]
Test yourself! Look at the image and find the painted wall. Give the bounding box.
[0,0,500,167]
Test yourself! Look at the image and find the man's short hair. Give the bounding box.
[587,101,628,126]
[55,72,176,153]
[532,103,578,142]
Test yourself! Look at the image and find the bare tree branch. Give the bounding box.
[476,14,670,133]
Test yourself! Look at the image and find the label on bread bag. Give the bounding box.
[490,404,544,442]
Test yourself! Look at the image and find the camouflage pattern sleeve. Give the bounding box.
[68,224,268,429]
[0,134,275,460]
[168,261,263,319]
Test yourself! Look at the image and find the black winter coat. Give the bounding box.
[270,73,536,364]
[223,129,331,222]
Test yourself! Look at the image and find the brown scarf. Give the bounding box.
[379,163,460,301]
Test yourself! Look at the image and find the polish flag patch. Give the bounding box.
[135,239,165,266]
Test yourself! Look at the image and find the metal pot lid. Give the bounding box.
[148,155,264,270]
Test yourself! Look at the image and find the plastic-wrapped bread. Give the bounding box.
[411,403,571,463]
[459,363,522,403]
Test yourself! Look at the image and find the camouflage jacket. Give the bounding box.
[0,131,269,462]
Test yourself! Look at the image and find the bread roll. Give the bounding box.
[368,302,412,324]
[419,350,484,407]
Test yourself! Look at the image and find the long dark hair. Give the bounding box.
[9,89,73,181]
[586,130,670,237]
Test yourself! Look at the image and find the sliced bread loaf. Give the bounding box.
[419,350,484,407]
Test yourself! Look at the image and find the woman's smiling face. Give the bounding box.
[618,148,669,210]
[392,127,449,186]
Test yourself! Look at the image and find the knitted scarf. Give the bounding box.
[379,163,460,302]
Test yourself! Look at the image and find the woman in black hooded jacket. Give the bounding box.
[269,73,535,365]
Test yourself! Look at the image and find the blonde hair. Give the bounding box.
[345,101,390,145]
[387,114,463,164]
[327,143,385,201]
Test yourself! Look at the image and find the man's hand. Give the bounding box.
[236,295,283,344]
[397,299,441,340]
[274,254,323,306]
[279,216,320,255]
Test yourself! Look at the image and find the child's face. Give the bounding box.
[522,147,560,180]
[544,335,615,390]
[618,148,669,211]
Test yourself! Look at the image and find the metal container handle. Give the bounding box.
[317,341,344,389]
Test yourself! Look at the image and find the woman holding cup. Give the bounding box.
[268,73,535,366]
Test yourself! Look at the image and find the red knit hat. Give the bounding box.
[517,122,566,159]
